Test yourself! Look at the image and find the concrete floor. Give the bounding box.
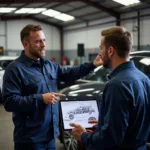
[0,104,64,150]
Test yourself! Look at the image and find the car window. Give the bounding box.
[83,56,150,83]
[131,56,150,78]
[84,66,111,82]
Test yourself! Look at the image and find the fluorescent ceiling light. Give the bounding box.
[42,9,61,17]
[0,7,16,13]
[15,8,34,14]
[112,0,140,6]
[54,13,75,21]
[41,9,75,22]
[27,8,46,14]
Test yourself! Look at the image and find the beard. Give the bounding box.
[103,60,110,68]
[102,51,111,69]
[31,49,45,59]
[29,44,45,59]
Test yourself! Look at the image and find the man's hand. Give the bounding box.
[93,54,103,67]
[87,120,98,133]
[69,123,86,141]
[42,92,65,104]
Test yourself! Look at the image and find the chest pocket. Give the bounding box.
[23,75,43,93]
[46,73,57,84]
[23,76,42,85]
[45,73,57,91]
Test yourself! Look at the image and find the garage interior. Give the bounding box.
[0,0,150,150]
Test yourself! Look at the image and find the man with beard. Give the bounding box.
[70,26,150,150]
[2,24,102,150]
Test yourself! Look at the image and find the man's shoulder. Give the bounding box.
[6,56,22,71]
[44,58,57,63]
[44,58,59,68]
[108,67,150,87]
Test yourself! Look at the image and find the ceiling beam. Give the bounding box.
[0,0,72,3]
[0,15,62,29]
[81,0,120,18]
[54,5,96,25]
[28,2,70,27]
[31,16,62,29]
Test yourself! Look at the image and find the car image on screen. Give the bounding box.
[64,105,95,121]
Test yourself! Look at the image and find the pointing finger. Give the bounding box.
[54,93,65,97]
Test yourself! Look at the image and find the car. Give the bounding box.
[0,56,18,82]
[0,56,18,71]
[0,56,18,103]
[58,51,150,150]
[64,105,96,121]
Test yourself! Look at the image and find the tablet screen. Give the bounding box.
[60,99,99,130]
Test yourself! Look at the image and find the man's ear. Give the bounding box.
[108,46,115,58]
[23,40,28,48]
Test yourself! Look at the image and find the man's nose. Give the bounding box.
[41,40,45,47]
[98,53,102,57]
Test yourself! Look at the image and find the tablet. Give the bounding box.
[59,99,99,130]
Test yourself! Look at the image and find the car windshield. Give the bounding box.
[131,56,150,78]
[83,56,150,82]
[83,66,111,82]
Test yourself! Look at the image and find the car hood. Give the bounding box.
[59,81,106,97]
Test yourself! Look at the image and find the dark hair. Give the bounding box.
[20,24,42,43]
[101,26,133,58]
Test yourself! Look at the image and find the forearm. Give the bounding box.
[3,94,44,113]
[73,62,96,77]
[81,132,104,150]
[59,62,96,81]
[81,128,122,149]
